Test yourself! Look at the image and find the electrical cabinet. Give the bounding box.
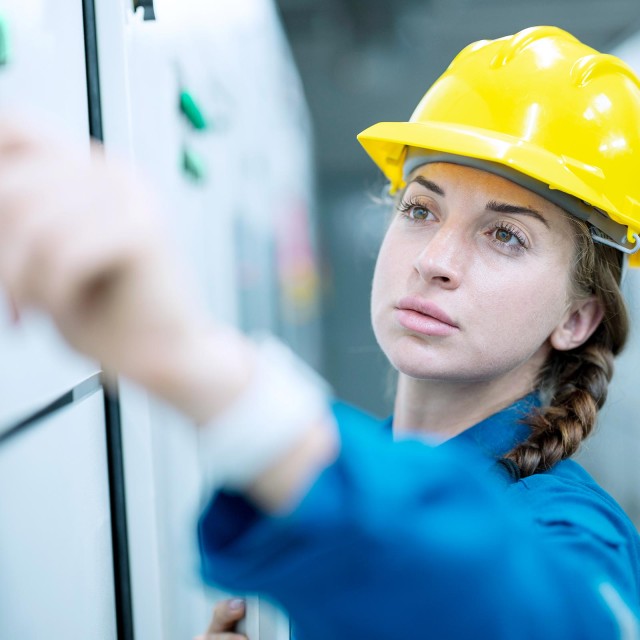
[0,0,318,638]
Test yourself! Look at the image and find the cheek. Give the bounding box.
[371,234,392,303]
[442,269,572,382]
[469,265,571,348]
[371,231,408,323]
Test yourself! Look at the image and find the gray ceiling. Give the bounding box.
[275,0,640,186]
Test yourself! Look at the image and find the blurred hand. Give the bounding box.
[0,118,197,366]
[0,116,253,422]
[194,598,247,640]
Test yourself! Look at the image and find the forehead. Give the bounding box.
[407,161,567,216]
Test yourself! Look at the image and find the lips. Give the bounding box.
[394,296,459,337]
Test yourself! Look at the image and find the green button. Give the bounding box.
[0,16,11,65]
[182,148,206,182]
[179,90,207,130]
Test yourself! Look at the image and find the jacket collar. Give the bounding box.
[385,393,539,463]
[442,393,539,461]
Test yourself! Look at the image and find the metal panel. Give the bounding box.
[0,0,98,428]
[0,391,116,639]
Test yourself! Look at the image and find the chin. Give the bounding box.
[382,333,531,384]
[393,360,463,381]
[382,336,455,380]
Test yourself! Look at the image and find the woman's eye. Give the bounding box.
[495,228,515,244]
[490,223,528,252]
[398,202,435,221]
[397,197,437,223]
[409,206,432,220]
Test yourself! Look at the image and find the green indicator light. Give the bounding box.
[179,90,207,130]
[182,148,206,182]
[0,16,11,65]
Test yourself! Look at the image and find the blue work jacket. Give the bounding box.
[198,396,640,639]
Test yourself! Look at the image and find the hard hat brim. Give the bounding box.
[357,120,638,240]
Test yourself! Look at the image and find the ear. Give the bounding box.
[550,296,604,352]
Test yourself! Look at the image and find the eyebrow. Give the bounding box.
[409,176,445,196]
[485,200,550,228]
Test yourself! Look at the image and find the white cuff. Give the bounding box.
[198,334,335,492]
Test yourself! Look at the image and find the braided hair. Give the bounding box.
[502,218,629,478]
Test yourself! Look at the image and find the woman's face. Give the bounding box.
[371,162,577,383]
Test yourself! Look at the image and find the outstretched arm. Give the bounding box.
[0,118,337,511]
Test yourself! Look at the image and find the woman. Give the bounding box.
[0,26,638,640]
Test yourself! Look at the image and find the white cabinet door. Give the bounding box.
[94,2,311,638]
[0,0,99,430]
[0,390,116,640]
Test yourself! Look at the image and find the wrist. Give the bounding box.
[197,334,336,495]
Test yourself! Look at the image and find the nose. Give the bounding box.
[414,224,465,288]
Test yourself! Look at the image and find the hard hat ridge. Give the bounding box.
[488,26,580,65]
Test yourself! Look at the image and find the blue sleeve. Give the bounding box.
[197,402,637,640]
[511,469,640,612]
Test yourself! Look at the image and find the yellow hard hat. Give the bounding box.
[357,26,640,266]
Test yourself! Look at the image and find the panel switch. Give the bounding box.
[0,15,10,65]
[180,90,208,130]
[182,148,206,182]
